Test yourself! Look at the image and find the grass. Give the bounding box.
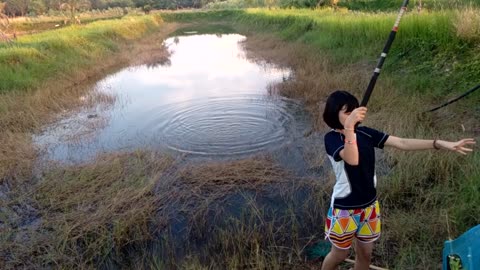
[1,152,174,268]
[1,152,330,269]
[123,156,331,269]
[5,8,128,34]
[338,0,480,11]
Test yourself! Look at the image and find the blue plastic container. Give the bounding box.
[443,224,480,270]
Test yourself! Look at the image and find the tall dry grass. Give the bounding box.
[454,7,480,42]
[1,151,174,269]
[134,156,332,270]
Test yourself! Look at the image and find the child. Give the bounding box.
[321,90,475,270]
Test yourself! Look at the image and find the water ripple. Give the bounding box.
[142,95,303,155]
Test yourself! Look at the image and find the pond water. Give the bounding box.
[34,33,312,169]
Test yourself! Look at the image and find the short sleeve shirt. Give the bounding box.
[324,126,389,209]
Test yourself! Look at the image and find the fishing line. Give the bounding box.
[426,83,480,112]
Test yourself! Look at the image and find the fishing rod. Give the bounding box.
[360,0,409,106]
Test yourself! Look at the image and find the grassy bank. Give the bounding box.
[161,8,479,269]
[4,8,131,35]
[0,14,163,93]
[1,152,174,268]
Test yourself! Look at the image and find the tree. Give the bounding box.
[29,0,46,15]
[0,2,14,43]
[60,0,90,24]
[5,0,30,16]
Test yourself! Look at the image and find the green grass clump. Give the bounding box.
[338,0,480,11]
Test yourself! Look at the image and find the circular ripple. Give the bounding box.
[144,95,303,155]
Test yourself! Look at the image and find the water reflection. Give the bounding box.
[34,34,309,163]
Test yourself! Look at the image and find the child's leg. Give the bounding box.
[354,200,381,270]
[321,245,350,270]
[353,240,374,270]
[323,207,357,270]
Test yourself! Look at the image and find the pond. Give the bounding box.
[34,32,313,173]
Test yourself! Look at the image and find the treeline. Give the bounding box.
[0,0,202,16]
[1,0,201,16]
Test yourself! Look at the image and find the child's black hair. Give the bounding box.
[323,90,359,129]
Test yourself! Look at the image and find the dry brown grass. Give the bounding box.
[1,150,327,269]
[151,157,331,270]
[454,8,480,42]
[2,151,174,269]
[177,157,289,199]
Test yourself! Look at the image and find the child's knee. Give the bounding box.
[330,246,350,261]
[355,242,373,261]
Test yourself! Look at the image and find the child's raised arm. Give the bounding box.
[384,136,476,155]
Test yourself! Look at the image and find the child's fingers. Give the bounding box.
[457,147,473,152]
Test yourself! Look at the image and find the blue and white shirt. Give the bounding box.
[324,126,389,210]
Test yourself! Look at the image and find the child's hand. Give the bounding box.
[345,107,367,129]
[437,138,476,155]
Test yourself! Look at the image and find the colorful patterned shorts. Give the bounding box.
[324,200,381,249]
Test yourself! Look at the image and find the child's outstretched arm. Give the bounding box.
[384,136,476,155]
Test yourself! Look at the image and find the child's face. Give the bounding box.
[338,105,351,128]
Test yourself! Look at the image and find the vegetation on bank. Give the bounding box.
[3,8,133,34]
[0,14,163,93]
